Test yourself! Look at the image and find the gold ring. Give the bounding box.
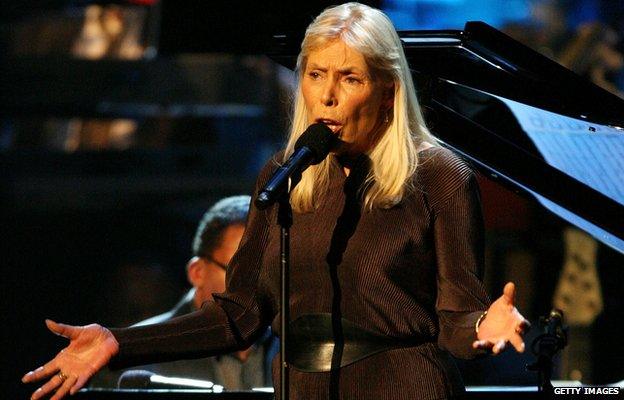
[58,371,68,382]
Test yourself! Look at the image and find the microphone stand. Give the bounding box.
[277,186,293,400]
[527,309,568,394]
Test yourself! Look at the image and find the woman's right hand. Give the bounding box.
[22,319,119,400]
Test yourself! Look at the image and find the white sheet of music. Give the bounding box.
[497,96,624,205]
[495,96,624,252]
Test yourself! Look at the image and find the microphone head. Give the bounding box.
[294,123,337,164]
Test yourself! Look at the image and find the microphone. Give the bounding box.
[255,123,336,210]
[117,369,223,392]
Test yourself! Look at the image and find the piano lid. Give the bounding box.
[269,22,624,253]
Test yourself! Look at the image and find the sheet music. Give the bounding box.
[496,96,624,206]
[495,96,624,253]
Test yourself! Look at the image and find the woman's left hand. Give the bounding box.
[472,282,531,354]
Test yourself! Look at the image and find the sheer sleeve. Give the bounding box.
[109,156,280,369]
[426,151,491,359]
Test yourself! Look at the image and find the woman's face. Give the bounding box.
[302,40,392,155]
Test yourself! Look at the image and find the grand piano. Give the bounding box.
[269,21,624,254]
[4,5,623,400]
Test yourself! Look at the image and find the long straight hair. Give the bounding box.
[284,2,437,212]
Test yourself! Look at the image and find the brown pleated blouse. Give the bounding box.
[110,146,491,399]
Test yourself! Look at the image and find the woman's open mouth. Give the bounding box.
[316,118,343,135]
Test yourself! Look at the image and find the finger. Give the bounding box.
[31,387,46,400]
[31,374,63,400]
[514,320,528,335]
[46,320,78,339]
[22,366,45,383]
[492,339,506,354]
[519,319,531,333]
[510,333,526,353]
[22,360,58,383]
[70,374,90,395]
[472,340,494,350]
[502,282,516,304]
[50,374,77,400]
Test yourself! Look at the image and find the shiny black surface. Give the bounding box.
[73,388,546,400]
[271,22,624,126]
[401,22,624,127]
[75,390,273,400]
[269,21,624,250]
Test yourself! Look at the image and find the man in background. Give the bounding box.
[92,195,277,390]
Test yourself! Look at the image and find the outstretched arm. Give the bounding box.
[473,282,531,354]
[22,156,282,400]
[22,320,119,400]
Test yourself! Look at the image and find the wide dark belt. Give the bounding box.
[288,313,425,372]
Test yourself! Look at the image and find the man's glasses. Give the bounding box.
[204,256,228,271]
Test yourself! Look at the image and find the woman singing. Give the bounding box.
[23,3,529,399]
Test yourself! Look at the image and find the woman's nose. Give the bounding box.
[320,80,337,107]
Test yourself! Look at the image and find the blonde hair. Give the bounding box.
[285,2,437,212]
